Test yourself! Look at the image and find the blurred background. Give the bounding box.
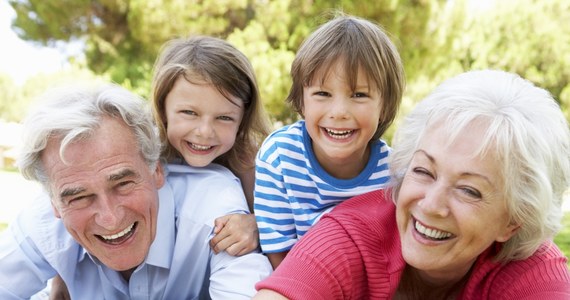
[0,0,568,263]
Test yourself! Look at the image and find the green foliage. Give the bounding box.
[0,75,22,122]
[554,213,570,268]
[4,0,570,128]
[0,67,103,122]
[6,0,443,125]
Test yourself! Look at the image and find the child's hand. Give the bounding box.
[210,214,259,256]
[49,274,71,300]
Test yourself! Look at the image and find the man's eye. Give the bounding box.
[118,181,135,188]
[65,196,89,207]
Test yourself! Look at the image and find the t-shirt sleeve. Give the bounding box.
[254,141,297,254]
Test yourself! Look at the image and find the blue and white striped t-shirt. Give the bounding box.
[254,120,391,253]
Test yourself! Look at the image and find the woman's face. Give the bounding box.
[396,122,519,283]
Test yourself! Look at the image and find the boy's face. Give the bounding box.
[164,77,244,167]
[302,62,383,179]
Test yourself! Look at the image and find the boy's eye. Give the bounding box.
[314,91,330,97]
[352,92,369,98]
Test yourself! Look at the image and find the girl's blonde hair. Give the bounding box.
[151,36,271,172]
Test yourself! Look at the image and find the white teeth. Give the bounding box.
[325,128,354,139]
[415,221,452,240]
[190,143,213,151]
[101,223,134,240]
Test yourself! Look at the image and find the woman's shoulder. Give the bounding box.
[326,189,397,235]
[331,189,394,216]
[466,241,570,298]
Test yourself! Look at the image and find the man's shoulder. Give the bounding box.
[166,163,238,181]
[162,163,249,224]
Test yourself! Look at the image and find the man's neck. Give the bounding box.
[120,268,136,281]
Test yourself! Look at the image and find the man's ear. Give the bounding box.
[51,200,62,219]
[153,162,165,189]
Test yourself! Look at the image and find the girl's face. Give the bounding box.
[302,61,383,178]
[164,77,244,167]
[396,122,518,284]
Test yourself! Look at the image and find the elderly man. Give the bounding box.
[0,83,272,299]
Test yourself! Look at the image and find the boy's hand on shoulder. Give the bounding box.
[210,214,259,256]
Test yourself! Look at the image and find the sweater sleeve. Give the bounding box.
[255,216,359,300]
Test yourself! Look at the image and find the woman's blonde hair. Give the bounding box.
[390,69,570,262]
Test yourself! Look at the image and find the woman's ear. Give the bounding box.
[496,223,520,243]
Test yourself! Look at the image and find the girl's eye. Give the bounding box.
[181,110,196,116]
[217,116,234,121]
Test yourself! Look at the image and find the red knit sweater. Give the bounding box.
[256,189,570,299]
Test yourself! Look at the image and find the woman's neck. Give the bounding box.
[394,265,470,300]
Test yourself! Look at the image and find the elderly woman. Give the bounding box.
[253,69,570,299]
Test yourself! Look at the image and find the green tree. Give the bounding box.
[0,74,22,122]
[8,0,444,126]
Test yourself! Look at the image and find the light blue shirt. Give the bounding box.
[0,163,272,299]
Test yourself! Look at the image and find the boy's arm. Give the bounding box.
[48,275,71,300]
[267,251,289,270]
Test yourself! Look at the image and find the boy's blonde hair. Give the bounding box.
[287,13,405,140]
[151,36,271,172]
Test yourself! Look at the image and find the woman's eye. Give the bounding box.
[460,187,482,199]
[412,167,433,178]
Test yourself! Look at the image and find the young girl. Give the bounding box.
[152,35,272,255]
[254,14,405,269]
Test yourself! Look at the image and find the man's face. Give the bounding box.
[42,116,164,273]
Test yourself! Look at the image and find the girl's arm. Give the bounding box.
[209,167,259,256]
[209,214,259,256]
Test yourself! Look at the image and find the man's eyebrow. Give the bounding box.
[108,169,137,181]
[60,187,86,199]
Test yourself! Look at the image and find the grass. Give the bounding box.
[554,213,570,267]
